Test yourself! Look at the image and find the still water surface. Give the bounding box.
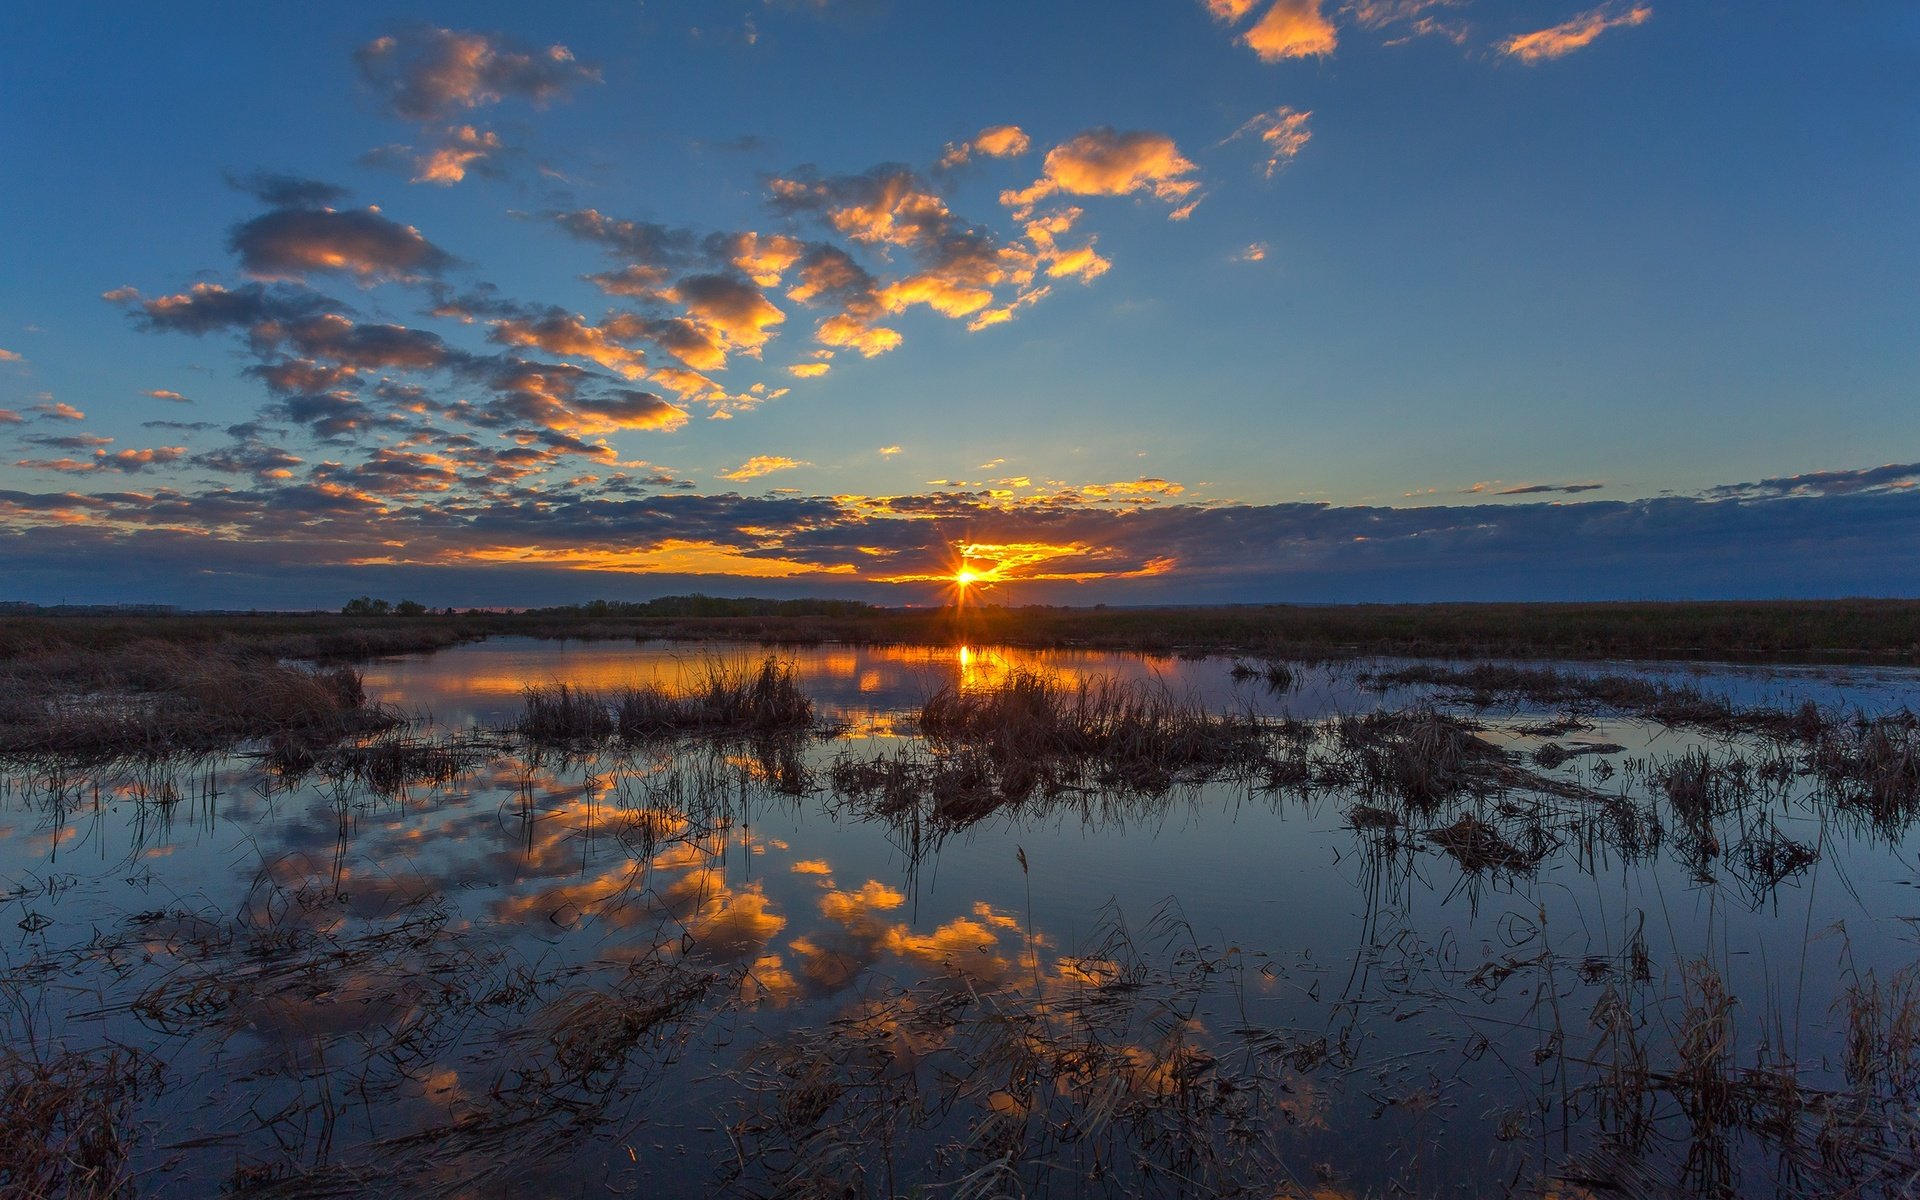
[4,639,1918,1197]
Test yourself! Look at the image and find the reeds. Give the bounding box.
[831,669,1271,828]
[0,641,390,759]
[516,656,814,742]
[0,1043,150,1199]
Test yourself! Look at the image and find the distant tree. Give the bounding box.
[342,596,393,616]
[395,599,427,617]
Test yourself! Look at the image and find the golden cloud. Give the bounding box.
[1240,0,1339,60]
[412,125,503,185]
[1003,129,1202,220]
[717,455,808,482]
[1230,106,1313,177]
[1502,3,1651,63]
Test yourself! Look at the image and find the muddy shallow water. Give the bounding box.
[4,639,1918,1197]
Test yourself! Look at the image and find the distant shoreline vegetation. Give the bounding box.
[0,595,1916,666]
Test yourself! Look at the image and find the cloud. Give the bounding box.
[1704,463,1920,501]
[0,410,22,425]
[1344,0,1467,42]
[113,281,334,336]
[770,164,956,248]
[1501,3,1651,63]
[229,206,455,282]
[11,467,1920,607]
[672,274,787,357]
[1227,106,1313,177]
[551,210,700,269]
[1238,0,1338,61]
[27,402,84,421]
[788,362,830,378]
[0,349,25,363]
[1235,242,1269,262]
[1003,128,1202,219]
[717,455,808,481]
[877,445,900,456]
[1202,0,1261,20]
[937,123,1033,170]
[15,446,187,475]
[1493,482,1605,496]
[354,27,600,121]
[411,125,505,185]
[227,172,352,209]
[487,310,649,378]
[146,389,191,403]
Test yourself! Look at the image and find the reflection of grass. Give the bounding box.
[517,656,814,742]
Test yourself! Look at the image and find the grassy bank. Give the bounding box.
[4,597,1920,667]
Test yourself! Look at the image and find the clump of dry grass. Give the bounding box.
[831,670,1270,827]
[1424,812,1546,874]
[0,640,390,759]
[1335,709,1506,808]
[1229,657,1297,693]
[1370,662,1836,741]
[0,1043,151,1199]
[1812,713,1920,824]
[921,669,1266,778]
[517,656,814,743]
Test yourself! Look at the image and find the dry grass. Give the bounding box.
[832,669,1270,827]
[0,1043,151,1199]
[517,656,813,743]
[1335,709,1506,808]
[0,640,391,759]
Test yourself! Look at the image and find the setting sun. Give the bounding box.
[955,568,978,588]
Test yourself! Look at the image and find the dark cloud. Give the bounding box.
[1704,463,1920,500]
[1495,482,1605,496]
[226,172,352,209]
[229,207,455,281]
[355,27,600,122]
[118,282,336,337]
[549,210,701,269]
[9,473,1920,606]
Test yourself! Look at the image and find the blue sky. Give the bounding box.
[1,1,1917,606]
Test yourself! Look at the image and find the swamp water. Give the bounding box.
[4,638,1919,1197]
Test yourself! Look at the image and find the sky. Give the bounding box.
[1,0,1916,608]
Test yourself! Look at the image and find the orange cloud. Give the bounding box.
[718,455,807,482]
[1003,129,1202,220]
[938,123,1033,169]
[1502,4,1651,63]
[1203,0,1262,19]
[489,312,648,378]
[670,274,786,359]
[814,312,902,358]
[413,125,503,184]
[1230,106,1313,177]
[722,232,806,287]
[1240,0,1338,60]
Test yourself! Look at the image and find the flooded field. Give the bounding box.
[4,638,1919,1197]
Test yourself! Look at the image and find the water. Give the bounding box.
[4,639,1918,1197]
